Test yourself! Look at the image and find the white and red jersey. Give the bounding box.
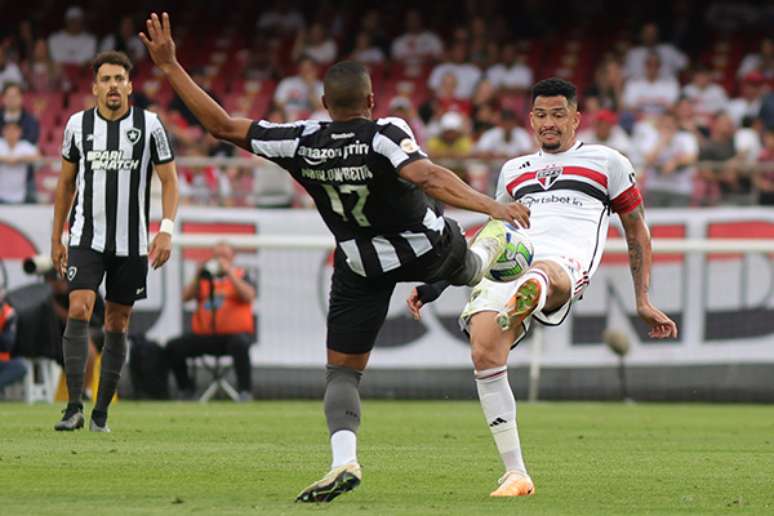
[496,140,642,276]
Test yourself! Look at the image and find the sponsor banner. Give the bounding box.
[1,205,772,368]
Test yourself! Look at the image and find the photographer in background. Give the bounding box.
[0,289,26,394]
[166,242,256,401]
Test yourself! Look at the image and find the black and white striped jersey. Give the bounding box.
[247,116,446,277]
[61,107,174,256]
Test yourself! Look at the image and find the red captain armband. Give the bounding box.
[611,185,643,214]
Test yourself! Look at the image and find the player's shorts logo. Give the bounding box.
[126,128,142,145]
[67,266,77,281]
[536,165,563,190]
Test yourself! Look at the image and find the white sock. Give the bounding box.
[330,430,357,469]
[475,366,528,475]
[517,269,550,314]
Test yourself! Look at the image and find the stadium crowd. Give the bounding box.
[0,1,773,207]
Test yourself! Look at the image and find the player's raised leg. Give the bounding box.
[496,261,571,331]
[54,288,96,431]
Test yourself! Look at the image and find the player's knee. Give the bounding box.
[67,296,93,320]
[104,307,131,332]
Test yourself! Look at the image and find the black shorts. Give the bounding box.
[326,217,468,354]
[67,248,148,306]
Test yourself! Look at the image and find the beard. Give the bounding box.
[541,140,561,151]
[106,96,122,110]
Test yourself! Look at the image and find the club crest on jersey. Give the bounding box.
[126,127,142,145]
[536,165,563,190]
[67,266,77,281]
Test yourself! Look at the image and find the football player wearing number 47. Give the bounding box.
[140,12,531,503]
[407,78,678,497]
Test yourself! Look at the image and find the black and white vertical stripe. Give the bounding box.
[63,107,173,256]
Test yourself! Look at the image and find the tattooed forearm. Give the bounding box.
[626,236,648,295]
[620,205,651,302]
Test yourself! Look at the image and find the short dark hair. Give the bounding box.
[531,78,577,106]
[92,51,133,77]
[323,60,372,111]
[2,82,23,96]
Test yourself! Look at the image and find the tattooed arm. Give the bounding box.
[619,205,678,339]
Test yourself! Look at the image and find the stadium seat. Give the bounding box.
[191,355,241,403]
[22,357,58,404]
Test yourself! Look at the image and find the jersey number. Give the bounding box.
[322,184,371,227]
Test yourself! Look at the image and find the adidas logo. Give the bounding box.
[518,161,531,169]
[489,417,507,427]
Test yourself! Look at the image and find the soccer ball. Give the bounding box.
[485,225,534,283]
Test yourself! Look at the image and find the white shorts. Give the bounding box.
[459,255,590,348]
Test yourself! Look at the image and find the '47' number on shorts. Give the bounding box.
[322,184,371,227]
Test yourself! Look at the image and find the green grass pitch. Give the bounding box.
[1,401,773,514]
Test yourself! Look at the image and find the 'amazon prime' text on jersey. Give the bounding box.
[496,141,642,275]
[247,116,444,277]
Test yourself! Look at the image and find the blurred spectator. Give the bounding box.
[578,110,635,161]
[0,83,40,144]
[760,91,774,131]
[292,22,337,65]
[8,20,36,64]
[474,109,534,159]
[682,65,729,129]
[624,22,688,79]
[485,43,533,92]
[0,46,24,91]
[100,16,146,63]
[737,38,774,79]
[422,73,472,126]
[697,113,749,205]
[178,143,223,205]
[672,96,706,146]
[622,52,680,116]
[585,59,625,112]
[0,294,26,394]
[0,122,39,203]
[48,6,97,66]
[470,100,499,139]
[360,10,389,56]
[640,112,698,206]
[391,10,443,66]
[428,42,482,99]
[735,115,763,165]
[242,35,282,82]
[166,242,256,401]
[21,39,62,93]
[426,111,473,160]
[388,96,426,145]
[273,57,323,121]
[256,2,305,34]
[754,129,774,205]
[726,72,765,127]
[349,32,385,66]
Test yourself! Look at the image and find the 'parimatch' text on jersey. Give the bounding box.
[247,116,443,277]
[496,141,642,275]
[62,107,174,256]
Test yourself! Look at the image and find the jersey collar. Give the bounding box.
[537,139,583,157]
[95,106,133,123]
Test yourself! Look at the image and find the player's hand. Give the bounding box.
[139,12,178,72]
[637,302,678,339]
[148,232,172,270]
[406,287,424,320]
[51,240,68,278]
[490,202,530,229]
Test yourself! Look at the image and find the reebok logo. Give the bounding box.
[489,417,507,427]
[136,287,145,295]
[331,132,355,139]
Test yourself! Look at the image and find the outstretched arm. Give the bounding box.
[619,205,678,339]
[139,12,252,150]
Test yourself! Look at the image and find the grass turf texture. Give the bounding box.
[1,401,772,515]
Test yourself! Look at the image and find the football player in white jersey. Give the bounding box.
[407,78,678,497]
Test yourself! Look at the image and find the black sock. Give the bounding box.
[95,331,127,412]
[63,318,89,404]
[91,409,107,426]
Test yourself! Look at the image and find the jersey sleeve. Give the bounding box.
[494,166,510,202]
[246,120,308,166]
[148,114,175,165]
[61,115,80,163]
[608,149,643,214]
[372,117,428,172]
